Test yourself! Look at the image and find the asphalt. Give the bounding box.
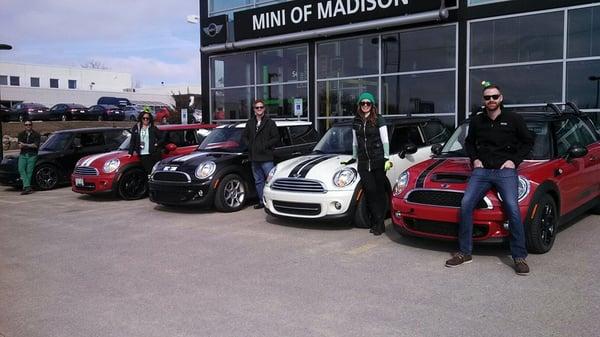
[0,186,599,337]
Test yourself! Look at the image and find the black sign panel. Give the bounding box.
[234,0,456,41]
[201,14,228,46]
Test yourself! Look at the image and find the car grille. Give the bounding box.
[272,200,321,216]
[406,190,490,209]
[152,171,190,182]
[74,166,99,176]
[271,178,325,193]
[403,218,488,238]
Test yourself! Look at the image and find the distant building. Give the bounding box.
[0,62,190,108]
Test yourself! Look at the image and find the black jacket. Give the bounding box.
[465,110,534,169]
[17,130,41,155]
[128,124,163,156]
[242,116,279,162]
[353,114,386,171]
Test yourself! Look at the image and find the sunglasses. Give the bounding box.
[24,123,32,126]
[360,101,372,107]
[483,94,500,101]
[142,117,150,120]
[254,106,265,110]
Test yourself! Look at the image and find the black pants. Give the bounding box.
[358,167,387,228]
[140,152,160,174]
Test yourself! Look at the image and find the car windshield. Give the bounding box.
[117,131,132,150]
[197,128,246,152]
[312,125,353,154]
[40,133,72,151]
[440,121,551,160]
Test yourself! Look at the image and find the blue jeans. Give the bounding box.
[458,168,528,259]
[251,161,274,206]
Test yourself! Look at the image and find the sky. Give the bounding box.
[0,0,202,88]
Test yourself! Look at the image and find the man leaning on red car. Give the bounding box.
[445,82,534,275]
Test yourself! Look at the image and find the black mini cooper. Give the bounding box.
[148,121,319,212]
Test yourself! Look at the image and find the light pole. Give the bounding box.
[589,76,600,109]
[186,10,204,122]
[0,43,13,160]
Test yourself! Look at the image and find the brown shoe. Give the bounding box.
[514,258,530,276]
[21,187,32,195]
[445,252,472,267]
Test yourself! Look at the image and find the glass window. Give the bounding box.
[50,78,59,88]
[211,87,253,121]
[209,0,251,13]
[256,83,308,118]
[30,77,40,87]
[422,121,452,144]
[470,12,564,66]
[317,78,378,118]
[211,52,254,88]
[469,63,562,111]
[257,46,307,84]
[0,75,7,85]
[390,126,425,153]
[80,132,105,147]
[105,130,129,148]
[289,125,318,145]
[554,117,597,156]
[68,80,77,89]
[382,25,456,73]
[9,76,19,86]
[567,6,600,58]
[382,71,455,115]
[317,118,353,133]
[567,60,600,110]
[317,35,379,79]
[469,0,511,5]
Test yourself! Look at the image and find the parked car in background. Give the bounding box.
[263,117,451,228]
[97,96,131,107]
[148,121,319,212]
[87,104,126,121]
[0,127,127,190]
[123,105,143,121]
[0,104,9,122]
[391,103,600,254]
[155,107,171,124]
[8,103,50,122]
[48,103,88,121]
[71,123,216,200]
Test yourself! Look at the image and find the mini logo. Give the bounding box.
[441,183,450,189]
[163,166,178,171]
[203,23,223,37]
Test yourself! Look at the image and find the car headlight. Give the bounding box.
[497,175,530,202]
[266,166,277,185]
[393,170,409,197]
[333,167,357,188]
[102,158,120,173]
[195,161,216,179]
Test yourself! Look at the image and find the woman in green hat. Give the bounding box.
[343,92,392,235]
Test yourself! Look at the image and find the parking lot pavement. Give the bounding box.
[0,187,599,337]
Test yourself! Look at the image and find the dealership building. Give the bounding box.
[197,0,600,130]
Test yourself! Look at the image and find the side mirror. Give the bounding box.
[398,143,418,159]
[565,145,587,162]
[431,143,443,156]
[165,143,177,152]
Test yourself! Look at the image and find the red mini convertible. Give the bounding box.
[71,123,216,199]
[391,104,600,253]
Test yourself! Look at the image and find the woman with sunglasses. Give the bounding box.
[342,92,392,236]
[128,111,164,174]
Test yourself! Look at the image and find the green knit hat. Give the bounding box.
[357,92,376,105]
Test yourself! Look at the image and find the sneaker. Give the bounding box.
[445,252,472,268]
[20,187,32,195]
[514,258,530,276]
[253,204,264,209]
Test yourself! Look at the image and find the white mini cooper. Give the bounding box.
[263,117,451,227]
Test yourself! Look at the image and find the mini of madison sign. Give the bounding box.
[234,0,455,41]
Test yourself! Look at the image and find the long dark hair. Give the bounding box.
[356,103,378,126]
[137,111,155,126]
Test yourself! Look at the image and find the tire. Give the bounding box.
[525,194,558,254]
[60,114,67,121]
[214,174,247,212]
[18,114,24,122]
[34,164,59,190]
[353,189,390,228]
[97,115,104,121]
[117,168,148,200]
[591,197,600,215]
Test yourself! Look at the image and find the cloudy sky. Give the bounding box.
[0,0,201,88]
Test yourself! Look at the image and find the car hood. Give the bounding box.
[77,150,129,168]
[272,153,355,189]
[161,151,243,166]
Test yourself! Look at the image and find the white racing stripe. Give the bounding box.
[173,152,208,162]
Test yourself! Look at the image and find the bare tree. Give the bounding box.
[81,60,109,70]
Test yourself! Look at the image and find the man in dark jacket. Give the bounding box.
[242,99,280,209]
[445,84,534,275]
[17,120,41,194]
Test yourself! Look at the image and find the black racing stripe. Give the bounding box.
[289,156,323,178]
[416,159,446,188]
[296,155,336,178]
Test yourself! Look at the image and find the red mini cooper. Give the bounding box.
[391,104,600,253]
[71,123,216,199]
